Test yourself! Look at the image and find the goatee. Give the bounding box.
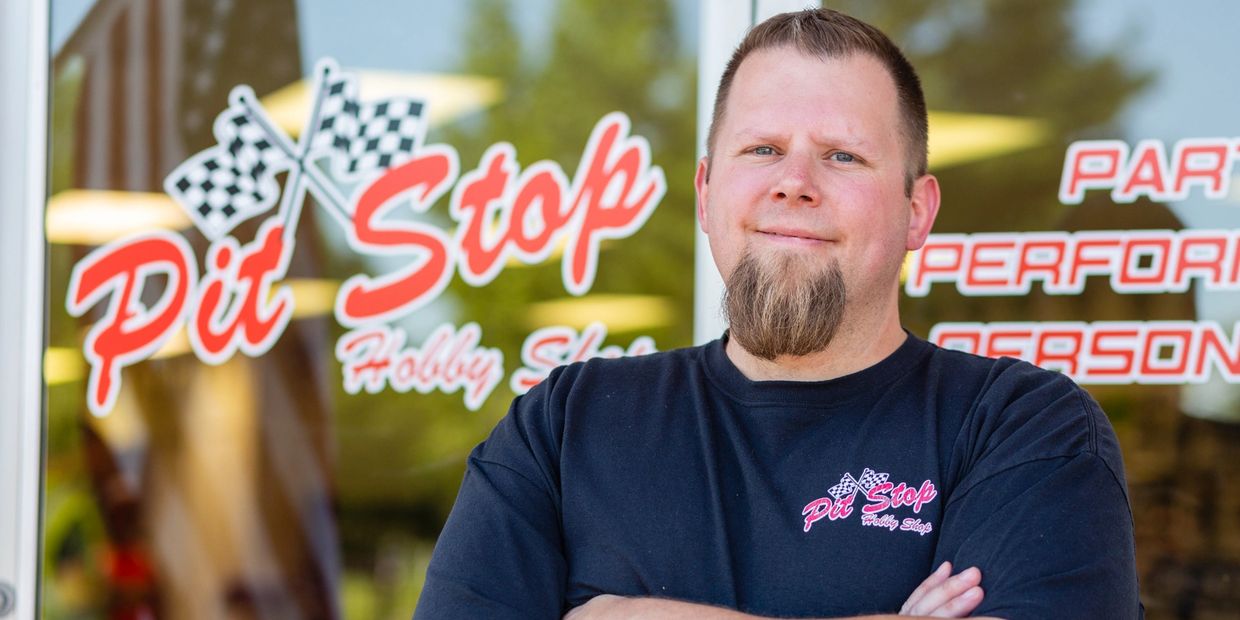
[722,250,846,361]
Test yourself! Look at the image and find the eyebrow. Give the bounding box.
[733,129,871,151]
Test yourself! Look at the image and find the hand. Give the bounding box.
[899,562,985,618]
[564,595,750,620]
[564,595,624,620]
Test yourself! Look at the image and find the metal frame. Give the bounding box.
[0,0,49,617]
[694,0,816,344]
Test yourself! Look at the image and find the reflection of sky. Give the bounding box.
[51,0,95,51]
[51,1,477,65]
[1075,0,1238,142]
[55,0,698,71]
[1075,0,1240,217]
[295,1,467,73]
[299,0,697,73]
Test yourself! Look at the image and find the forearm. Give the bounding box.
[565,596,752,619]
[564,595,988,620]
[604,600,904,620]
[565,562,997,620]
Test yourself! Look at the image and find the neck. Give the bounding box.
[725,303,908,382]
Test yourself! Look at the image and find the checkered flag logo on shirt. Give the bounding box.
[828,475,859,500]
[828,468,890,500]
[164,98,292,240]
[309,67,426,181]
[857,468,889,491]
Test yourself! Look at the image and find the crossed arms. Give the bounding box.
[566,561,998,619]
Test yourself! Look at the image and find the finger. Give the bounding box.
[928,586,984,618]
[900,561,952,613]
[907,566,981,615]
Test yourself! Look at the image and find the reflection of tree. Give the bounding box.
[327,0,698,614]
[837,0,1155,331]
[447,0,696,363]
[835,0,1237,616]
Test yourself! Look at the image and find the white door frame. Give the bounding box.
[694,0,815,344]
[0,0,49,617]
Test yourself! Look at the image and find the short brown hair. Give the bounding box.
[707,9,928,192]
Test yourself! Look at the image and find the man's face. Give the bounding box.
[697,47,939,357]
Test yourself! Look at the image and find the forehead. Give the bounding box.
[721,47,902,147]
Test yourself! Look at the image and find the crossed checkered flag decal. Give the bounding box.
[310,70,426,181]
[163,59,427,241]
[164,95,290,240]
[828,468,890,500]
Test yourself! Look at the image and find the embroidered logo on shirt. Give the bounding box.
[801,468,938,536]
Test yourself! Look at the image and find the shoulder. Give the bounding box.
[926,344,1097,434]
[510,341,708,426]
[539,342,708,403]
[909,341,1100,444]
[964,349,1102,452]
[924,342,1083,403]
[921,344,1126,495]
[486,343,711,474]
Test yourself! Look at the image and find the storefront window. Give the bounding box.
[40,0,1240,617]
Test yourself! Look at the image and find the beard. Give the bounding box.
[722,249,847,361]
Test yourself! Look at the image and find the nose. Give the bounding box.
[771,155,820,207]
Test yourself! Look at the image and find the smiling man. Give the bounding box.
[415,9,1141,620]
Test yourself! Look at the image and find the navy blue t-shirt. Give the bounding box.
[415,334,1141,619]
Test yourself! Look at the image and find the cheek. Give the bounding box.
[705,174,764,235]
[832,184,911,262]
[702,198,745,277]
[707,231,742,281]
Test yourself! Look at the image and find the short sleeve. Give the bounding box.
[414,375,567,619]
[933,377,1142,619]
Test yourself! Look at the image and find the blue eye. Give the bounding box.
[753,146,776,156]
[830,151,856,163]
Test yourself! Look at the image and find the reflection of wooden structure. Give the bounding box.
[85,325,339,619]
[56,0,341,617]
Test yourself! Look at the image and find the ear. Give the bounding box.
[906,173,941,250]
[695,156,711,234]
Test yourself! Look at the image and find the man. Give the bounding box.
[415,8,1141,619]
